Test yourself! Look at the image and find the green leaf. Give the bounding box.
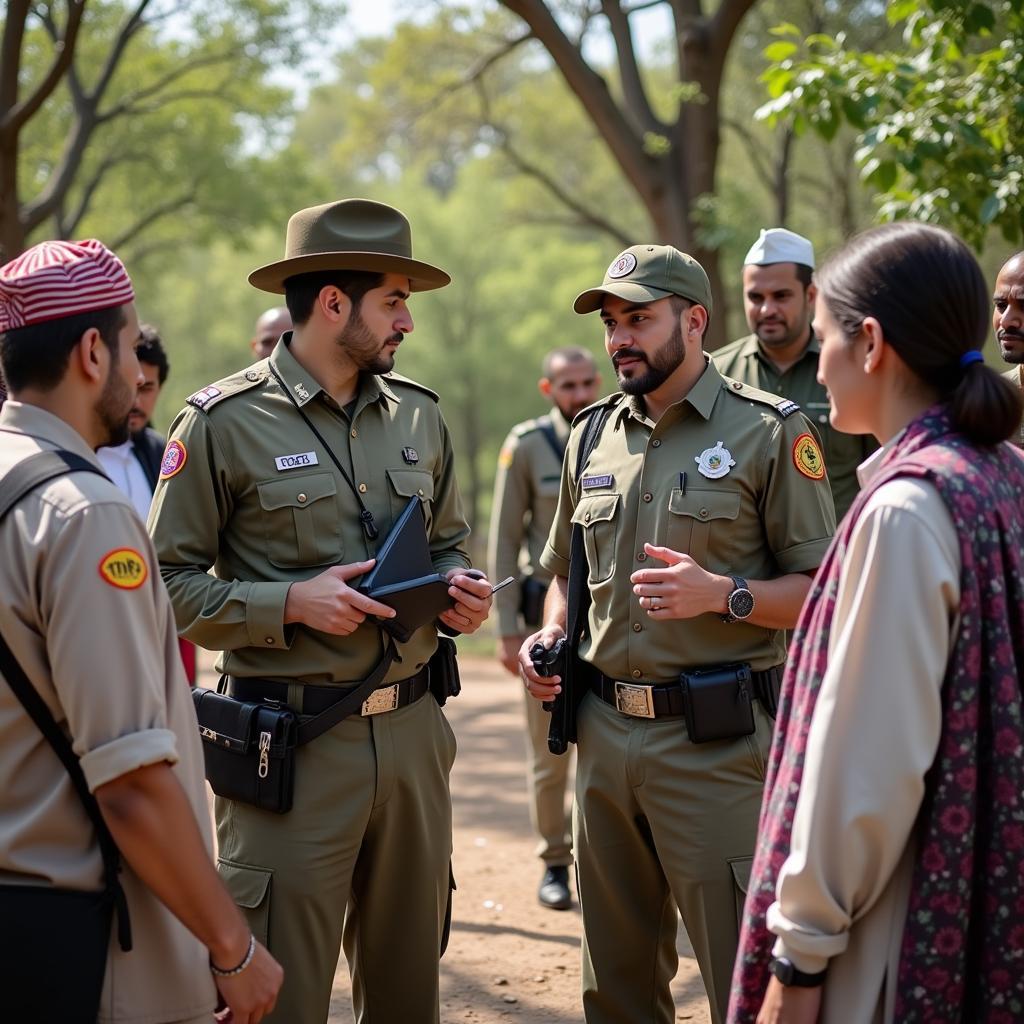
[769,22,802,37]
[980,194,1001,223]
[887,0,918,24]
[863,158,899,191]
[764,41,799,62]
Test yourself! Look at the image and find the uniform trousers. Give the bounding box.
[216,691,457,1024]
[574,691,773,1024]
[522,685,573,867]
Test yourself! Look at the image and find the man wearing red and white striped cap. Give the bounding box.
[0,238,282,1023]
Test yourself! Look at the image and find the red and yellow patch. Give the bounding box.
[159,439,187,479]
[98,548,149,590]
[498,445,514,469]
[792,432,826,480]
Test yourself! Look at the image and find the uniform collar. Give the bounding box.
[0,400,107,467]
[615,356,724,427]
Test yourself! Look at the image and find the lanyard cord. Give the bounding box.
[268,365,379,541]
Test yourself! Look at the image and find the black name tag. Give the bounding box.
[581,473,614,490]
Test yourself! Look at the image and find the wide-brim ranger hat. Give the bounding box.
[248,198,451,294]
[573,244,713,316]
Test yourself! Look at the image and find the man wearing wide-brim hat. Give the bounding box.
[150,199,494,1023]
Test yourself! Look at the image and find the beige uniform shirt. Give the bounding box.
[149,338,471,685]
[712,333,877,520]
[488,412,569,636]
[0,403,216,1023]
[540,359,836,681]
[766,447,960,1024]
[1003,365,1024,448]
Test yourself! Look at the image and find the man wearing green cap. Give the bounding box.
[149,198,493,1023]
[712,228,875,521]
[519,244,835,1024]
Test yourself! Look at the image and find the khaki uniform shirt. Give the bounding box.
[1003,365,1024,448]
[712,332,876,520]
[148,338,471,685]
[0,403,216,1023]
[488,412,569,636]
[540,359,836,681]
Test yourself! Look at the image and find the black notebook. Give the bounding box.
[359,497,451,642]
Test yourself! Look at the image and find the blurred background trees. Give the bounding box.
[4,0,1019,551]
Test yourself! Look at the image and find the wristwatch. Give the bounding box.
[722,575,754,623]
[768,957,827,988]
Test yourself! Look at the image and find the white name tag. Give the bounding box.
[274,451,319,471]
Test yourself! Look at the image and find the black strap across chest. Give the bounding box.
[535,418,566,465]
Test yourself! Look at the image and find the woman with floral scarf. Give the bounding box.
[729,222,1024,1024]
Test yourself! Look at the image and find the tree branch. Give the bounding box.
[88,0,154,106]
[600,0,659,132]
[722,116,775,192]
[99,82,241,122]
[108,187,198,251]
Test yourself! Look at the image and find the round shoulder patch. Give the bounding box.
[160,439,188,479]
[98,548,149,590]
[792,432,826,480]
[498,444,515,469]
[607,251,637,279]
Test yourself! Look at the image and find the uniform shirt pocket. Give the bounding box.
[570,493,620,583]
[387,468,435,530]
[257,472,343,569]
[666,488,741,572]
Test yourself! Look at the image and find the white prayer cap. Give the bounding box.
[743,228,815,270]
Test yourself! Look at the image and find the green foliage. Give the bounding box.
[757,0,1024,246]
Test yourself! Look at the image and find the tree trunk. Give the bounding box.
[0,139,26,264]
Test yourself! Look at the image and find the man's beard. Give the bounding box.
[96,363,134,447]
[614,322,685,395]
[998,331,1024,364]
[755,314,808,350]
[337,309,402,374]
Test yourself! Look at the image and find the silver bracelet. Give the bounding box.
[210,933,256,978]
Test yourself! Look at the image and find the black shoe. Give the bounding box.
[538,866,572,910]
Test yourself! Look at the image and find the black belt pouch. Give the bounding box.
[679,663,756,743]
[192,687,298,814]
[428,635,461,707]
[519,576,548,628]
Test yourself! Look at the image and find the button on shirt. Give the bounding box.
[540,359,836,681]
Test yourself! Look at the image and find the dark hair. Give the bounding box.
[669,294,711,342]
[137,323,169,384]
[283,270,385,326]
[817,222,1022,446]
[541,345,595,378]
[794,263,813,289]
[0,304,126,393]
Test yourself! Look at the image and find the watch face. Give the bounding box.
[729,587,755,619]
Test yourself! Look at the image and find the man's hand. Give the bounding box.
[439,569,492,634]
[283,559,396,635]
[756,977,823,1024]
[630,543,730,620]
[518,625,566,701]
[497,635,526,675]
[213,940,283,1024]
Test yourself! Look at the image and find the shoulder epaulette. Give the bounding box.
[512,417,543,439]
[571,391,624,428]
[186,362,268,413]
[380,371,439,402]
[723,378,801,418]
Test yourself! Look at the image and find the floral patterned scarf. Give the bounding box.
[729,405,1024,1023]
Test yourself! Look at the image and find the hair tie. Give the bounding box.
[959,350,984,369]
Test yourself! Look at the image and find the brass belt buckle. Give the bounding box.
[362,683,400,716]
[614,681,655,718]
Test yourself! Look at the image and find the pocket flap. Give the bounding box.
[218,860,272,910]
[571,493,620,526]
[728,855,754,896]
[386,468,435,501]
[257,472,337,512]
[192,689,259,753]
[668,489,741,522]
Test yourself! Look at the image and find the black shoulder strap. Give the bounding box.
[536,419,566,465]
[0,449,132,951]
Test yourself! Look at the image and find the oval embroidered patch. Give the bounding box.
[98,548,148,589]
[160,439,187,479]
[792,432,826,480]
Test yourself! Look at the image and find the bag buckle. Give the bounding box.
[362,683,400,716]
[614,681,655,718]
[257,731,271,779]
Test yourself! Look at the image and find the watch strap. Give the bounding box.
[769,956,827,987]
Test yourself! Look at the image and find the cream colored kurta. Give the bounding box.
[765,445,961,1024]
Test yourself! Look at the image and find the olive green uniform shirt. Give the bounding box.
[487,412,569,636]
[539,359,836,681]
[712,332,876,520]
[1003,365,1024,448]
[148,338,471,685]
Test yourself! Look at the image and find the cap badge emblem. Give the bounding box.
[402,447,419,464]
[607,251,637,279]
[695,441,736,480]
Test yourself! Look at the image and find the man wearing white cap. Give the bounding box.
[0,239,281,1022]
[713,228,876,520]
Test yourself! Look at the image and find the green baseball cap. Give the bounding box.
[573,244,713,316]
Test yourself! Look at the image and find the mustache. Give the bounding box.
[998,329,1024,342]
[612,349,647,367]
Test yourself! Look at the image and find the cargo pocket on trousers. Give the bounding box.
[440,862,457,958]
[219,859,272,947]
[728,856,753,933]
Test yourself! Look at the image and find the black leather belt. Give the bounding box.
[593,664,783,720]
[227,664,430,718]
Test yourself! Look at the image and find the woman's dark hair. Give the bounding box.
[817,222,1022,446]
[283,269,385,326]
[0,304,126,393]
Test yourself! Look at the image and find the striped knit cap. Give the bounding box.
[0,239,135,331]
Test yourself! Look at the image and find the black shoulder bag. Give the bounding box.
[0,449,133,1024]
[546,403,614,755]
